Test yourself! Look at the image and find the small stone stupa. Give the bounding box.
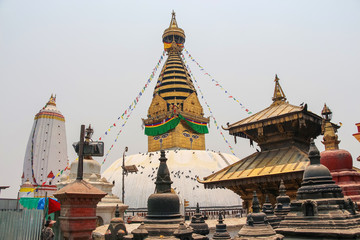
[189,203,209,236]
[262,195,280,229]
[273,180,290,221]
[276,139,360,239]
[104,205,128,240]
[127,150,207,240]
[235,191,284,240]
[212,213,231,240]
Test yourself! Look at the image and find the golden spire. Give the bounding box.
[321,104,340,150]
[271,74,286,105]
[162,11,185,52]
[47,94,56,106]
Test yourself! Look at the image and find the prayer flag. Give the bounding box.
[48,198,61,214]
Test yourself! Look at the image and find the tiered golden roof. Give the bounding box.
[152,51,196,107]
[201,146,309,184]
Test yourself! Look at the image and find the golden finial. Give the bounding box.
[162,11,185,52]
[321,104,340,150]
[47,94,57,106]
[170,10,178,28]
[271,74,286,105]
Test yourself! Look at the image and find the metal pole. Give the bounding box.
[122,146,128,203]
[41,192,48,232]
[76,125,85,180]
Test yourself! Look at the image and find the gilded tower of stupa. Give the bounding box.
[144,11,209,152]
[103,12,242,209]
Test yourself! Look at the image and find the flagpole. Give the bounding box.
[42,191,48,231]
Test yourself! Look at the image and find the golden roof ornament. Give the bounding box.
[47,94,57,106]
[271,74,287,106]
[321,104,340,150]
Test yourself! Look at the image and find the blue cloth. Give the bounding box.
[37,197,58,210]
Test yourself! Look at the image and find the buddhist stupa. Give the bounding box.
[102,11,242,209]
[19,95,68,198]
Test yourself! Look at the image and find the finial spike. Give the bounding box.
[46,94,57,107]
[309,138,321,165]
[155,150,173,193]
[115,204,120,217]
[252,191,260,213]
[218,212,223,223]
[279,179,286,196]
[272,74,286,104]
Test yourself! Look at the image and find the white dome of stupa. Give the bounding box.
[102,149,242,208]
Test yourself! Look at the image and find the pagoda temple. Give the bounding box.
[199,75,324,210]
[143,11,209,152]
[19,95,68,198]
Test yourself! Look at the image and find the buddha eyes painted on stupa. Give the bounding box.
[183,131,191,138]
[153,133,169,141]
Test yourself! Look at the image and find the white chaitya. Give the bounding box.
[20,95,68,198]
[102,150,243,209]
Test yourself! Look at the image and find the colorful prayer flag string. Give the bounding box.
[184,49,252,115]
[100,51,165,165]
[25,52,166,195]
[97,51,166,141]
[180,53,237,156]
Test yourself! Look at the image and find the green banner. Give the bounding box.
[179,114,209,134]
[145,116,180,136]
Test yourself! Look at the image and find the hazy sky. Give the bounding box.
[1,0,359,199]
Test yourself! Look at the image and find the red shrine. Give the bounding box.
[320,104,360,208]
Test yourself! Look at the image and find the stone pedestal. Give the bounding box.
[54,179,106,240]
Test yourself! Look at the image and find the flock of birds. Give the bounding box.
[128,149,217,195]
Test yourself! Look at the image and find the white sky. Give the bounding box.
[1,0,359,199]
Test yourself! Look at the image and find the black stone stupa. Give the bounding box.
[276,139,360,239]
[189,203,209,236]
[235,191,284,240]
[273,180,290,221]
[127,150,207,240]
[262,195,280,229]
[212,212,231,240]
